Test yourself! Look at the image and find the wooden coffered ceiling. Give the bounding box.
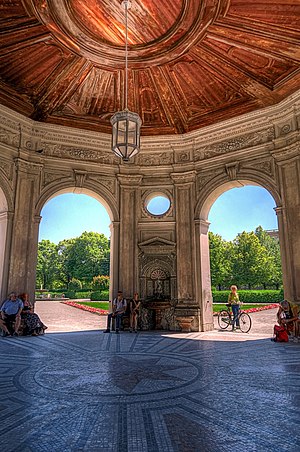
[0,0,300,136]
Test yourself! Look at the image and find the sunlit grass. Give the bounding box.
[76,301,109,310]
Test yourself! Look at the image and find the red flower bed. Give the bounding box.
[61,301,108,315]
[213,303,279,316]
[62,301,279,317]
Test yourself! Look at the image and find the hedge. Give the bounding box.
[212,289,284,304]
[90,290,109,301]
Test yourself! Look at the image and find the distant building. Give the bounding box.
[265,229,279,240]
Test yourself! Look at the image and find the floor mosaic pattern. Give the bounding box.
[0,331,299,451]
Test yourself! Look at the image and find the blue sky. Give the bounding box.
[38,186,278,244]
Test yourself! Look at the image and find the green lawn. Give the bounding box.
[213,303,269,313]
[76,301,109,310]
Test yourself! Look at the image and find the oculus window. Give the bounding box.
[146,195,171,217]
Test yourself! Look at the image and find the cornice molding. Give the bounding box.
[1,88,300,166]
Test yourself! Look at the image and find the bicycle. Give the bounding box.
[218,303,252,333]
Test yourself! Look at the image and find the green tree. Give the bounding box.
[255,226,282,288]
[209,232,232,289]
[36,240,60,289]
[57,238,76,287]
[92,275,110,291]
[231,231,271,289]
[58,231,110,283]
[68,278,82,290]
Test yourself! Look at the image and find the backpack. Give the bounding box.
[273,325,289,342]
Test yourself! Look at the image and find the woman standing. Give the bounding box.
[19,293,47,336]
[129,292,141,333]
[228,285,240,331]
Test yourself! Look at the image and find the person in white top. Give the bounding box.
[104,291,127,334]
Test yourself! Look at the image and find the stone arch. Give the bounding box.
[35,180,120,300]
[195,174,282,221]
[36,181,119,222]
[194,174,284,329]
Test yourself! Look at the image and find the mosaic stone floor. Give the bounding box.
[0,330,299,452]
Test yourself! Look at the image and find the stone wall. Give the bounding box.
[0,89,299,330]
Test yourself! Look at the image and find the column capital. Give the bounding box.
[195,219,211,233]
[170,170,196,185]
[117,174,143,186]
[14,158,43,175]
[274,206,284,217]
[270,143,300,165]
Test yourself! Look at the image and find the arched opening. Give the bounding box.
[0,187,9,301]
[37,189,114,303]
[207,185,281,290]
[197,180,283,329]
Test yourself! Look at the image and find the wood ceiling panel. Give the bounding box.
[0,0,299,135]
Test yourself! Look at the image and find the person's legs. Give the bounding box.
[104,313,113,332]
[0,317,10,335]
[115,313,123,331]
[232,305,240,329]
[14,315,21,333]
[134,313,138,331]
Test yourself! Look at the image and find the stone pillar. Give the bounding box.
[109,221,120,301]
[117,174,142,298]
[171,171,200,331]
[274,148,300,302]
[171,171,196,303]
[7,159,43,300]
[195,219,214,331]
[0,211,14,302]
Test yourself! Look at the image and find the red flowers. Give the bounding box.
[62,301,108,315]
[213,303,279,316]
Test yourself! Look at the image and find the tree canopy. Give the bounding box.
[36,231,110,289]
[209,227,282,289]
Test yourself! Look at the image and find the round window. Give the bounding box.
[146,195,171,216]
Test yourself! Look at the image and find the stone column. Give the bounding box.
[171,171,196,303]
[0,211,14,302]
[117,174,143,298]
[274,147,300,302]
[7,159,43,299]
[171,171,200,331]
[195,219,214,331]
[109,221,120,301]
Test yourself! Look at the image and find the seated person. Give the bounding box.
[277,299,299,339]
[104,291,127,334]
[0,292,23,337]
[19,293,47,336]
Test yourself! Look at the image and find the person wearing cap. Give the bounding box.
[0,292,23,337]
[104,290,127,334]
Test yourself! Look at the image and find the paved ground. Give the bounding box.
[35,300,276,339]
[0,302,299,451]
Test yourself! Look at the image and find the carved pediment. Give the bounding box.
[138,236,176,254]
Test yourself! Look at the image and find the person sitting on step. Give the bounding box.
[0,292,23,337]
[104,290,127,334]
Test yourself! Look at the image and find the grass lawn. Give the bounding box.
[213,303,270,313]
[76,301,109,310]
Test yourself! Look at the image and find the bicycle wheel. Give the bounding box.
[218,310,231,329]
[239,312,252,333]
